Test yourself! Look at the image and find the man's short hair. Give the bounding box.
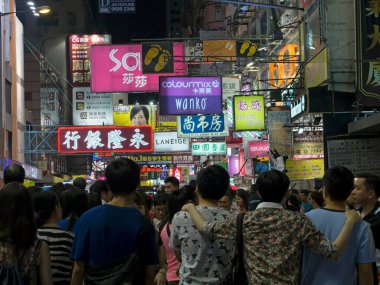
[73,177,86,190]
[105,158,140,195]
[300,189,309,196]
[323,166,354,201]
[256,170,290,203]
[164,176,179,188]
[355,172,380,198]
[4,164,25,185]
[196,165,230,200]
[89,180,109,194]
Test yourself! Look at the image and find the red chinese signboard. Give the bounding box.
[57,126,153,154]
[69,34,112,87]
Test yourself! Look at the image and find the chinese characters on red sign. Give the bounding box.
[57,126,153,154]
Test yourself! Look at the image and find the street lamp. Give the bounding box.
[0,6,51,180]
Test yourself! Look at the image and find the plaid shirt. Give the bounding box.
[204,202,338,285]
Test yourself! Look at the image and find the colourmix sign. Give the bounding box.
[159,76,222,115]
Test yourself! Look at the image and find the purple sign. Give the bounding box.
[159,76,222,115]
[228,155,240,176]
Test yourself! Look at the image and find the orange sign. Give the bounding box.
[203,40,237,61]
[269,44,299,88]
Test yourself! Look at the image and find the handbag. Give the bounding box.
[229,213,248,285]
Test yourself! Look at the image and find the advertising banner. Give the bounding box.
[157,115,177,130]
[123,154,173,165]
[141,42,174,74]
[233,95,265,131]
[57,126,153,154]
[191,142,227,156]
[173,154,194,164]
[293,142,324,159]
[153,132,190,152]
[228,155,240,176]
[184,41,203,62]
[91,42,187,93]
[99,0,136,14]
[203,40,236,61]
[267,107,292,156]
[236,40,258,57]
[356,0,380,106]
[244,140,269,158]
[222,76,241,100]
[285,159,324,180]
[72,87,113,126]
[305,48,328,89]
[113,105,156,129]
[177,112,228,138]
[69,34,111,86]
[159,76,222,115]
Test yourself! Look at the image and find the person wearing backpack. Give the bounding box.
[0,182,53,285]
[71,158,159,285]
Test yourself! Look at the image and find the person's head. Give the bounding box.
[33,190,61,228]
[352,173,380,207]
[256,170,290,203]
[285,194,301,212]
[299,189,310,203]
[177,184,196,205]
[90,180,113,203]
[163,176,180,194]
[153,193,168,222]
[87,192,102,209]
[59,186,88,231]
[236,189,249,210]
[218,189,233,211]
[323,166,354,202]
[3,164,25,185]
[309,191,324,209]
[0,182,36,254]
[27,186,43,197]
[73,177,87,190]
[250,184,258,194]
[134,190,152,217]
[196,165,230,201]
[289,189,300,199]
[105,158,140,196]
[50,182,65,196]
[130,105,149,126]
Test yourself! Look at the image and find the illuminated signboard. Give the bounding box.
[233,95,265,131]
[191,142,227,156]
[57,126,153,154]
[177,113,228,138]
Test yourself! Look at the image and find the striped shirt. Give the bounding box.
[37,227,74,285]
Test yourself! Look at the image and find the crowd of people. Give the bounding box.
[0,160,378,285]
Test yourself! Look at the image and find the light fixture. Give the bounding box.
[36,6,51,14]
[258,47,267,51]
[246,62,254,67]
[27,1,34,6]
[149,101,154,105]
[298,127,304,134]
[30,6,36,10]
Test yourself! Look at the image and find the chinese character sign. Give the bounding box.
[233,95,265,131]
[191,142,227,156]
[57,126,153,154]
[90,43,187,93]
[357,0,380,105]
[222,76,241,101]
[159,76,222,115]
[177,113,228,138]
[69,34,111,87]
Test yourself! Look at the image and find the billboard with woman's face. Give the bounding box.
[113,105,157,129]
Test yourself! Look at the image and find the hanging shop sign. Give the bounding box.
[69,34,111,87]
[72,87,113,126]
[203,40,236,61]
[191,142,227,156]
[293,128,323,143]
[154,132,190,152]
[228,155,240,176]
[123,154,173,165]
[233,95,265,131]
[91,43,186,93]
[236,40,258,57]
[113,105,156,129]
[305,48,328,89]
[293,142,324,159]
[177,112,228,138]
[244,140,269,158]
[41,87,59,125]
[356,0,380,106]
[184,41,203,62]
[291,95,307,119]
[157,114,177,130]
[57,126,153,154]
[159,76,222,115]
[222,76,241,101]
[173,154,194,164]
[99,0,136,14]
[267,107,292,157]
[141,42,174,74]
[285,159,324,180]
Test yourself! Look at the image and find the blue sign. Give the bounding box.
[177,113,229,138]
[99,0,136,14]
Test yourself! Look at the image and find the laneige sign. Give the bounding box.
[154,132,190,152]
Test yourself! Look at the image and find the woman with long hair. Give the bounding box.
[236,189,249,213]
[0,182,52,285]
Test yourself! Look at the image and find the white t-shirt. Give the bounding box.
[170,206,235,285]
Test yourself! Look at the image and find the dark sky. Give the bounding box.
[90,0,168,44]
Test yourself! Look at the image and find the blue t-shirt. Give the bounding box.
[71,204,159,268]
[302,208,376,285]
[58,218,79,235]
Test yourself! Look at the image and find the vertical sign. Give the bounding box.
[356,0,380,106]
[69,34,112,87]
[267,107,292,157]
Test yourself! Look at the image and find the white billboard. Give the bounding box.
[154,132,190,152]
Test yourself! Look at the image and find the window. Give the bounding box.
[37,12,59,26]
[5,80,11,114]
[305,9,322,60]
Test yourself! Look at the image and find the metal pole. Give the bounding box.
[0,11,4,178]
